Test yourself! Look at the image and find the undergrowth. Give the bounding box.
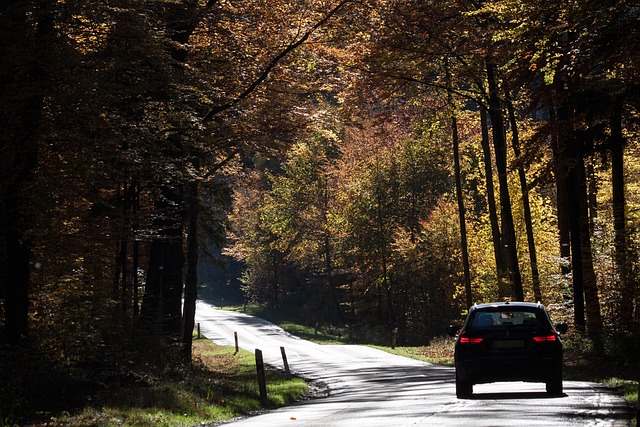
[0,338,307,427]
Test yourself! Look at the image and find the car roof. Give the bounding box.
[470,301,545,311]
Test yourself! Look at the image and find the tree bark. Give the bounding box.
[555,91,585,331]
[133,181,140,317]
[611,97,634,329]
[452,113,473,307]
[564,138,602,335]
[325,233,344,324]
[566,160,585,332]
[507,100,542,302]
[480,107,508,297]
[182,174,199,360]
[575,153,603,335]
[0,0,52,344]
[486,62,523,301]
[140,185,185,341]
[549,106,572,278]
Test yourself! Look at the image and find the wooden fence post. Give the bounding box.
[391,327,398,349]
[280,346,291,378]
[234,331,239,354]
[255,349,268,405]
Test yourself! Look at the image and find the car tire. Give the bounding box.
[546,376,563,395]
[456,375,473,398]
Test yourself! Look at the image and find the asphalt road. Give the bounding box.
[195,301,632,426]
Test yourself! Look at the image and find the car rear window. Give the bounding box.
[470,309,544,328]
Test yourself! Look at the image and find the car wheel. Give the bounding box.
[546,376,563,395]
[456,375,473,398]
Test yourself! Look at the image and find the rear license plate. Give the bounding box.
[494,340,524,349]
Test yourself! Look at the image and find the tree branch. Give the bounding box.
[203,0,351,122]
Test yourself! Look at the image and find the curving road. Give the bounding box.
[195,301,632,426]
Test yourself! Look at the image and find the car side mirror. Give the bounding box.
[555,322,568,334]
[447,324,459,337]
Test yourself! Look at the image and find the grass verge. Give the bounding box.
[227,306,348,344]
[20,339,307,427]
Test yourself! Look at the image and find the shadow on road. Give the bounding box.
[465,391,567,400]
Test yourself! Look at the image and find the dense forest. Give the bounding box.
[1,0,639,415]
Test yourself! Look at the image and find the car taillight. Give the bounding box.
[533,334,557,342]
[459,332,483,344]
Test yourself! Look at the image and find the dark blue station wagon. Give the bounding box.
[454,301,565,398]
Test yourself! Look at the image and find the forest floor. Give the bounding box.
[0,338,307,427]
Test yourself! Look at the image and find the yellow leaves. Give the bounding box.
[58,15,111,54]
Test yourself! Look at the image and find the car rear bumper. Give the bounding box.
[456,356,562,384]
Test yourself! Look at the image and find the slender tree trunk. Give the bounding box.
[486,62,523,301]
[321,175,344,324]
[325,233,344,324]
[113,183,123,298]
[182,174,199,360]
[120,239,128,309]
[564,138,602,335]
[611,98,634,329]
[374,157,389,323]
[549,106,572,277]
[586,160,598,235]
[507,100,542,302]
[121,182,137,313]
[4,199,32,344]
[272,253,279,310]
[575,153,603,335]
[565,156,585,332]
[480,107,508,296]
[133,182,140,317]
[452,112,473,307]
[133,240,140,316]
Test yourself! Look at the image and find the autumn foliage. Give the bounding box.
[0,0,639,420]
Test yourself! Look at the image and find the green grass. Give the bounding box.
[371,336,456,366]
[42,340,308,427]
[227,306,348,344]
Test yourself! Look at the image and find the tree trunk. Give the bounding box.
[549,106,572,278]
[133,181,140,317]
[452,113,473,307]
[480,107,508,297]
[182,175,199,360]
[140,186,185,341]
[4,209,31,344]
[271,252,279,311]
[565,138,603,335]
[611,98,634,329]
[565,157,585,332]
[325,233,344,324]
[486,62,523,301]
[554,91,585,330]
[133,240,140,317]
[554,85,602,335]
[0,0,52,344]
[507,100,542,302]
[575,153,602,336]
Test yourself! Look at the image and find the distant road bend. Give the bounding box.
[195,301,632,426]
